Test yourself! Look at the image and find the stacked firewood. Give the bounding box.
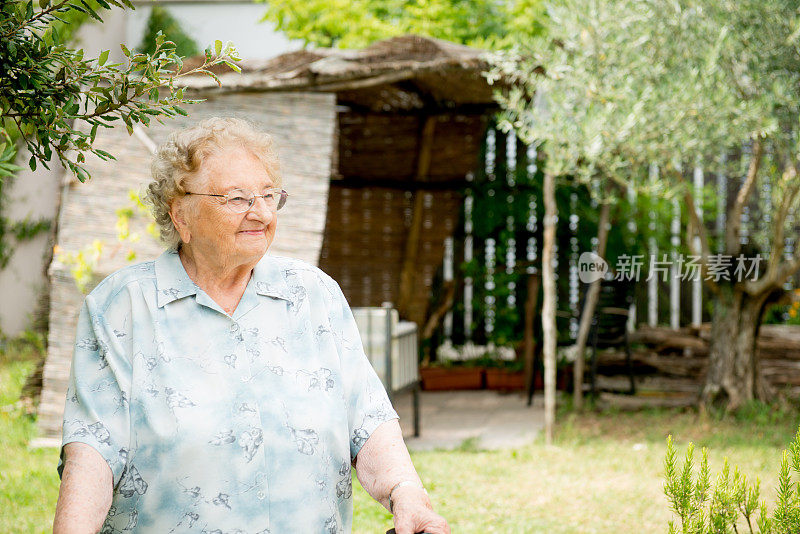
[594,324,800,407]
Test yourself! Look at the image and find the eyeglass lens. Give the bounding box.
[225,189,287,213]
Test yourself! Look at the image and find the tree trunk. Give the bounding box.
[542,172,558,444]
[701,283,771,410]
[573,198,612,409]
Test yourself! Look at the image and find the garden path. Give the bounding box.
[394,390,544,451]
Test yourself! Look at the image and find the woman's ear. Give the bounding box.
[170,199,192,244]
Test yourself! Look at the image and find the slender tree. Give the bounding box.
[541,170,557,442]
[488,0,657,413]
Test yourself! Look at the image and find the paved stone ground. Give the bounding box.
[393,390,545,451]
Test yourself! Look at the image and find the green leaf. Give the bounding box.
[42,27,54,46]
[121,113,133,134]
[200,69,222,87]
[0,162,23,177]
[79,0,103,22]
[0,143,15,162]
[28,156,37,171]
[120,43,131,57]
[173,106,188,116]
[98,49,109,66]
[214,39,223,56]
[94,149,115,160]
[223,61,242,73]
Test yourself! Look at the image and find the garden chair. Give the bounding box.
[587,278,636,397]
[526,278,636,405]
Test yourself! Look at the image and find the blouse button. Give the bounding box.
[257,491,266,500]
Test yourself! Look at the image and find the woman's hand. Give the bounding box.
[390,484,450,534]
[354,420,450,534]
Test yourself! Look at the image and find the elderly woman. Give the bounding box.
[53,118,449,534]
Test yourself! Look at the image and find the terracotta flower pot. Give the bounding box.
[528,367,572,392]
[485,369,525,391]
[419,366,485,391]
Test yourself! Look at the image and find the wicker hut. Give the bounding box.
[34,35,499,445]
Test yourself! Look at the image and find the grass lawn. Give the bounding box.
[1,349,61,534]
[2,340,798,534]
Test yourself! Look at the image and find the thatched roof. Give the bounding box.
[179,35,499,111]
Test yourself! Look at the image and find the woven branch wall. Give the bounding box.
[319,110,487,325]
[319,185,461,325]
[336,111,485,181]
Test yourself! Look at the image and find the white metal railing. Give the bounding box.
[352,303,420,436]
[393,321,418,391]
[352,305,419,392]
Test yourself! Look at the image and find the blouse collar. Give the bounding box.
[155,249,293,308]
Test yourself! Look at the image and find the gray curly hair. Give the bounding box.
[145,117,281,249]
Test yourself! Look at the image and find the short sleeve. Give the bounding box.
[58,295,132,487]
[328,281,399,460]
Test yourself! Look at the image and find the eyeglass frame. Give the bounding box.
[184,187,288,213]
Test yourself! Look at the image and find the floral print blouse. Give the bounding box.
[59,249,398,533]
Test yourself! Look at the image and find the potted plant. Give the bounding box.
[419,359,486,391]
[484,358,526,391]
[523,347,576,393]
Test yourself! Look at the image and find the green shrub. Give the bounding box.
[137,6,199,57]
[664,431,800,533]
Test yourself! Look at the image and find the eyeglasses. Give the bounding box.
[184,187,288,213]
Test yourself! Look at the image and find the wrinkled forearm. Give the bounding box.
[354,418,429,511]
[53,442,113,534]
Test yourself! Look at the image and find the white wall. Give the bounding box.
[128,2,301,61]
[73,8,129,64]
[74,2,301,64]
[0,149,63,336]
